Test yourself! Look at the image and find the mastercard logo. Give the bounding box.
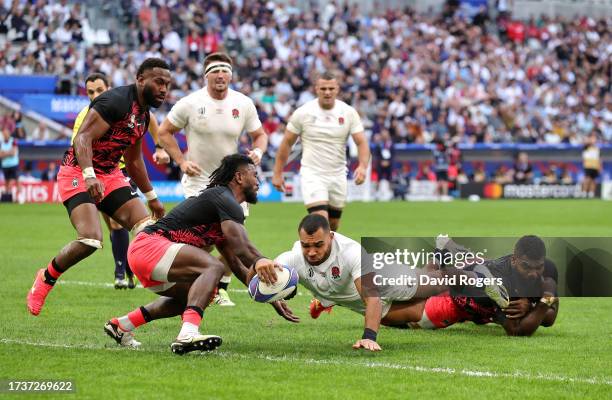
[483,183,503,199]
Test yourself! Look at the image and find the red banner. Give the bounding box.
[1,182,62,203]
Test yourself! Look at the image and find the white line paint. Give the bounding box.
[1,338,610,386]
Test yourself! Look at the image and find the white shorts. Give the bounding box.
[301,169,347,209]
[181,173,249,216]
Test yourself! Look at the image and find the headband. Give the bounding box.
[205,61,233,77]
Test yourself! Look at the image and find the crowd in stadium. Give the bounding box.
[0,0,610,188]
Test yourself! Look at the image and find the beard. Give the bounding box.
[244,187,258,204]
[143,83,163,108]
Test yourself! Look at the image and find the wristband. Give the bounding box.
[539,296,556,307]
[143,190,157,201]
[362,328,377,342]
[250,256,266,269]
[252,148,263,158]
[82,167,96,179]
[155,143,163,149]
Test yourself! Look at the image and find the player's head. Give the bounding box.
[136,58,171,108]
[84,73,109,101]
[204,52,233,94]
[208,153,259,204]
[511,235,546,280]
[315,71,339,110]
[297,214,334,266]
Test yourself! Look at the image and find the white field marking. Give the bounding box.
[57,279,304,295]
[1,338,610,386]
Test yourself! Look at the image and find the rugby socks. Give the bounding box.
[43,259,63,286]
[217,275,231,291]
[115,306,151,332]
[179,306,204,338]
[110,228,130,279]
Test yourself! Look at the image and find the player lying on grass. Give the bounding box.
[27,58,171,317]
[275,214,510,352]
[383,235,559,336]
[104,154,299,355]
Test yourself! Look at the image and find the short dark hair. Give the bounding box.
[204,52,233,68]
[514,235,546,260]
[207,153,254,188]
[298,214,330,235]
[317,71,337,82]
[85,72,109,87]
[136,58,170,78]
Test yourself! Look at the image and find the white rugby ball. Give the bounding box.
[248,265,299,303]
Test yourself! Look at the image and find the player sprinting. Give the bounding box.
[158,52,268,306]
[27,58,171,316]
[272,71,370,232]
[104,154,298,354]
[275,214,509,351]
[389,235,559,336]
[72,72,170,289]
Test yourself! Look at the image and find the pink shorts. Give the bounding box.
[422,293,471,329]
[57,165,131,203]
[127,232,185,292]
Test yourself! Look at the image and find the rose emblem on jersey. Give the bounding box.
[232,108,239,119]
[331,266,341,280]
[338,117,345,125]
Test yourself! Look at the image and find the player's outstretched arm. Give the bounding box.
[74,108,111,202]
[147,112,170,164]
[157,118,202,176]
[353,276,382,351]
[124,138,164,219]
[272,129,299,192]
[351,131,371,185]
[502,297,557,336]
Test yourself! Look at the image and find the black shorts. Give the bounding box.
[2,166,18,181]
[435,170,448,181]
[584,168,599,180]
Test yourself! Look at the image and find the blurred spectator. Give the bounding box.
[581,133,601,198]
[416,164,436,182]
[0,126,20,202]
[493,165,513,184]
[31,121,51,141]
[432,139,450,196]
[560,165,575,184]
[11,111,26,140]
[473,163,487,183]
[512,152,533,183]
[542,165,559,184]
[41,161,58,182]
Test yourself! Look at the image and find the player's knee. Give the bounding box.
[130,217,154,236]
[77,237,103,250]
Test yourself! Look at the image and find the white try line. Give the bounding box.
[1,338,610,386]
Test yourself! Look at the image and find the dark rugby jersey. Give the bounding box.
[144,186,244,248]
[451,255,558,324]
[62,84,150,174]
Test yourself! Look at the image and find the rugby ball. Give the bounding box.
[248,265,299,303]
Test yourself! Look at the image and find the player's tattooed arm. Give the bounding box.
[216,242,249,286]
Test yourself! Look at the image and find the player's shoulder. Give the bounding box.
[176,88,208,105]
[91,84,134,110]
[333,232,361,256]
[227,88,256,106]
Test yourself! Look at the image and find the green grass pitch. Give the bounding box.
[1,200,610,399]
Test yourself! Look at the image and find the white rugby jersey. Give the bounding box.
[276,232,366,314]
[168,87,262,180]
[287,99,364,175]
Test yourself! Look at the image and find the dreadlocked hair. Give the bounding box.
[207,153,254,188]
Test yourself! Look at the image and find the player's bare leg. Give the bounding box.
[27,203,103,316]
[166,246,225,354]
[381,299,427,327]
